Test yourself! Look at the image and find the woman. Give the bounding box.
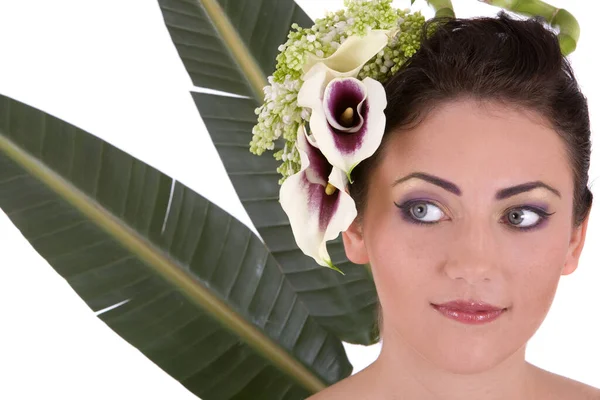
[308,13,599,400]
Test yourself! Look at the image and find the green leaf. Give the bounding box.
[0,94,353,399]
[158,0,379,345]
[158,0,312,98]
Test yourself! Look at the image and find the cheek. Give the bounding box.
[507,227,570,322]
[363,207,438,306]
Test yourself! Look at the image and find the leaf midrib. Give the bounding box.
[197,0,267,99]
[0,132,326,393]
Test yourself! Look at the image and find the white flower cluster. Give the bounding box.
[249,0,426,183]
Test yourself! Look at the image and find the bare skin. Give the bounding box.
[308,361,600,399]
[309,99,598,399]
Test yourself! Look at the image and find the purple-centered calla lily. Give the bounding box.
[297,62,387,181]
[279,125,357,272]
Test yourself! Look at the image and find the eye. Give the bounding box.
[394,200,445,225]
[503,206,553,230]
[395,201,555,230]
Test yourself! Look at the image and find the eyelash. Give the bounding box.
[394,200,555,231]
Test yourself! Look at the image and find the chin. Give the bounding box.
[395,319,520,376]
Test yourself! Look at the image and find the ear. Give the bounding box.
[342,217,370,265]
[562,212,591,276]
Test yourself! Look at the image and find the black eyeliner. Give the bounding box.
[395,200,555,230]
[394,199,439,226]
[501,205,555,232]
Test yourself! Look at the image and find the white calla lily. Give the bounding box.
[297,64,387,181]
[303,29,391,80]
[279,125,357,272]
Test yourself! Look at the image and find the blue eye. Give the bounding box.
[502,206,554,231]
[394,201,555,230]
[394,200,445,225]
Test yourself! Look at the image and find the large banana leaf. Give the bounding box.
[0,94,353,399]
[158,0,379,345]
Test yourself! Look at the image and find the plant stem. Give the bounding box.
[480,0,580,55]
[427,0,455,18]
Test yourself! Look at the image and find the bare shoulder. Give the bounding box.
[532,365,600,399]
[304,383,345,400]
[306,363,600,400]
[305,375,366,400]
[305,367,378,400]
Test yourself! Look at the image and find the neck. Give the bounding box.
[366,327,536,400]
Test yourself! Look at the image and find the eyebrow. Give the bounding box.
[392,172,561,200]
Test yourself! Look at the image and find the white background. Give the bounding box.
[0,1,598,399]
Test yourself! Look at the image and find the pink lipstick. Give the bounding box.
[431,300,507,325]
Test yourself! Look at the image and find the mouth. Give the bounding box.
[431,300,508,325]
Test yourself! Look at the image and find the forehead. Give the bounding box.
[377,99,572,193]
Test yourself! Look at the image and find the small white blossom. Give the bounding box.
[301,108,310,120]
[249,0,427,182]
[334,21,347,30]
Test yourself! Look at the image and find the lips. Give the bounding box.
[435,300,504,312]
[431,300,508,325]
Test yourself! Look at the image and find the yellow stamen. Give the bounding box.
[339,107,354,127]
[325,183,337,195]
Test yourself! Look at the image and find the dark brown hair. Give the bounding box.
[350,12,594,228]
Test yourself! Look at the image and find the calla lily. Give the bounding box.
[279,125,357,272]
[303,29,391,80]
[297,63,387,180]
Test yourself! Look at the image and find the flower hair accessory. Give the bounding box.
[249,0,580,273]
[249,0,427,273]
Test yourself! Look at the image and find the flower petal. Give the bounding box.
[308,77,387,176]
[296,124,328,186]
[319,168,357,271]
[303,29,390,79]
[297,64,328,121]
[280,127,357,270]
[323,78,366,133]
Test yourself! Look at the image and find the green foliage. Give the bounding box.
[158,0,380,347]
[0,94,352,399]
[250,0,426,182]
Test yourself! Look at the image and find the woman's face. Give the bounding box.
[343,98,589,374]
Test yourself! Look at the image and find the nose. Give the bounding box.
[443,220,499,284]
